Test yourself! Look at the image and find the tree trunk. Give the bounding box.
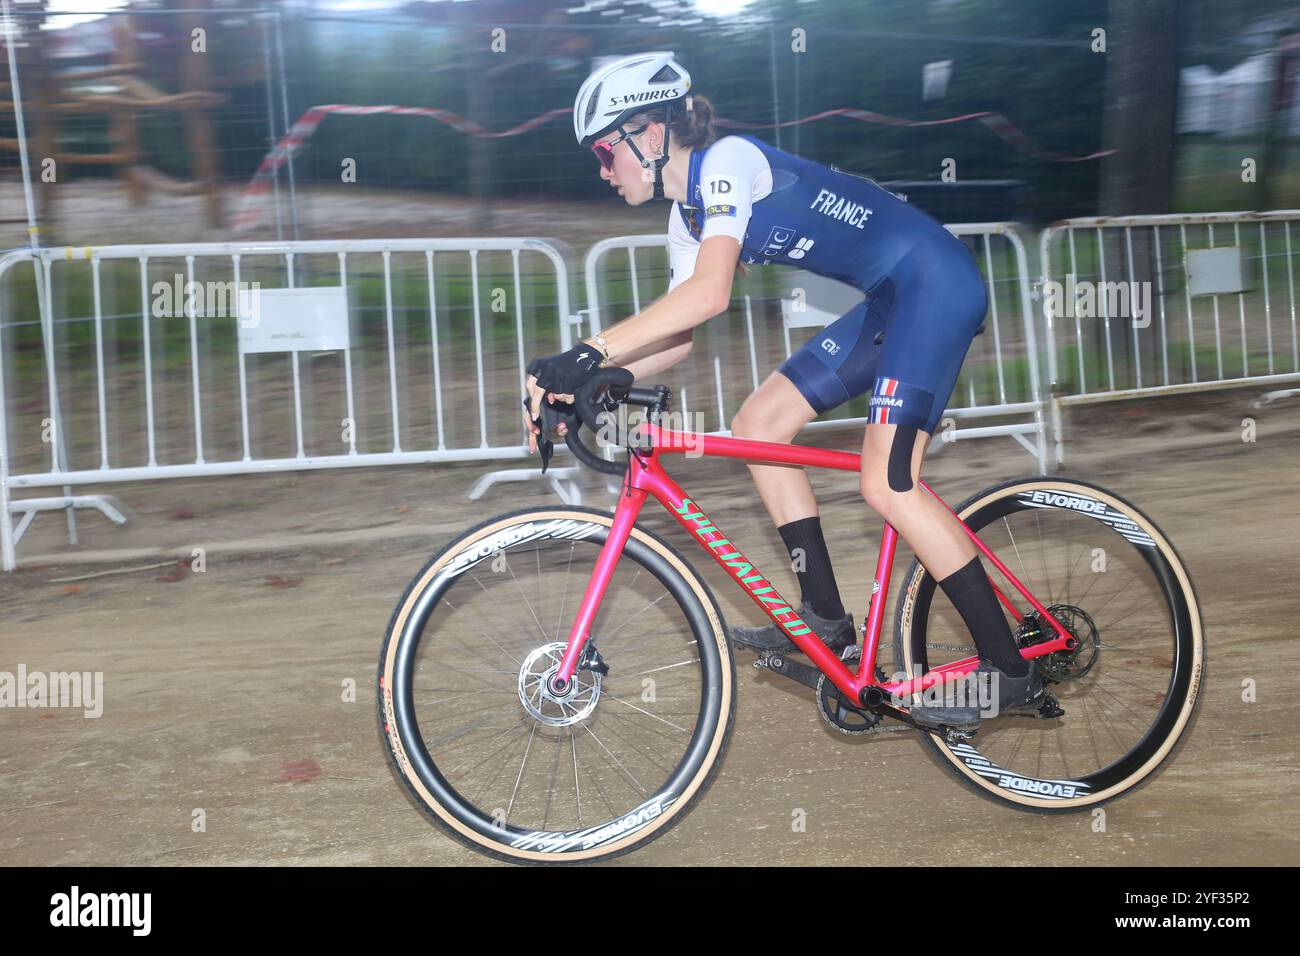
[1098,0,1180,215]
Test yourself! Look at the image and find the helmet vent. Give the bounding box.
[584,82,602,128]
[649,65,680,84]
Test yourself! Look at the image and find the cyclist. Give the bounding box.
[523,52,1044,730]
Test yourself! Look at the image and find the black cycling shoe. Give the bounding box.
[908,657,1047,732]
[730,600,856,655]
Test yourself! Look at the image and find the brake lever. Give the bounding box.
[522,396,577,474]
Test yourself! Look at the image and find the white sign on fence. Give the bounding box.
[1185,246,1246,296]
[238,287,350,353]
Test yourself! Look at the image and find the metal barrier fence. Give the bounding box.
[29,211,1294,568]
[1038,210,1300,464]
[584,223,1049,470]
[0,237,581,570]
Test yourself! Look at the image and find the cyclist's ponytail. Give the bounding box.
[676,93,717,149]
[629,92,718,150]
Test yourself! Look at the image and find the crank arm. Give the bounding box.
[757,652,824,693]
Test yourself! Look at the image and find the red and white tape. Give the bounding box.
[232,103,1113,231]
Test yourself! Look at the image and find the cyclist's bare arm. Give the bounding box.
[579,236,739,363]
[618,329,693,381]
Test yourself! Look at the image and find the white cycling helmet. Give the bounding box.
[572,51,691,146]
[573,52,692,200]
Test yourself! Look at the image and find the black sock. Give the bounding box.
[777,517,845,620]
[938,556,1028,677]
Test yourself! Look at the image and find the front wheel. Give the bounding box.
[378,506,736,864]
[893,477,1204,813]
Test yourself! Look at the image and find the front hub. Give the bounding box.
[518,642,601,726]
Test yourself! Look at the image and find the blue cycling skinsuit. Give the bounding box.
[667,134,987,434]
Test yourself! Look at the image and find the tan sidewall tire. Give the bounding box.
[897,479,1204,810]
[380,508,734,863]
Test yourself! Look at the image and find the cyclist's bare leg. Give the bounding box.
[730,371,821,527]
[858,422,975,579]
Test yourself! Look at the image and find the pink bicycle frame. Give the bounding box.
[552,425,1075,708]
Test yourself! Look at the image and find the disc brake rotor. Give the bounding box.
[518,642,602,727]
[1017,604,1100,682]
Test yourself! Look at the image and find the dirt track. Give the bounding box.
[2,385,1298,866]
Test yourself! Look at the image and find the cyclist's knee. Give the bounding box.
[731,398,804,442]
[860,429,922,514]
[860,464,902,517]
[731,408,773,441]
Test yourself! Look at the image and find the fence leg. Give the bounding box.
[0,479,12,573]
[468,465,583,506]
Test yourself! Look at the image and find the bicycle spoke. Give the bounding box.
[581,723,648,797]
[500,557,551,644]
[589,715,680,779]
[907,485,1196,804]
[570,730,582,827]
[553,542,576,645]
[388,521,719,842]
[450,589,524,667]
[506,722,540,821]
[600,693,692,734]
[1003,516,1032,595]
[1032,507,1054,603]
[541,728,564,831]
[620,659,700,679]
[595,591,673,646]
[1076,694,1107,770]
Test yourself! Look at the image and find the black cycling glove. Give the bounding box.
[522,395,577,474]
[526,344,603,396]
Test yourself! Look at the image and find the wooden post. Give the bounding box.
[27,1,59,236]
[110,16,145,207]
[178,0,223,228]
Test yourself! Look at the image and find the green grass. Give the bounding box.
[0,257,567,377]
[1173,137,1300,213]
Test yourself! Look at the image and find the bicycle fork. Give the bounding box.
[548,484,649,695]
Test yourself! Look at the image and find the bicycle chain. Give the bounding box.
[762,643,979,737]
[820,647,928,737]
[852,719,914,736]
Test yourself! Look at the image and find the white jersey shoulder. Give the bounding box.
[666,136,772,291]
[667,199,697,292]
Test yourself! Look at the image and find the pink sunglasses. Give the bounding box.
[590,125,648,171]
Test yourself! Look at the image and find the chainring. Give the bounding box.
[814,647,890,736]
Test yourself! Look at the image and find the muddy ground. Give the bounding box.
[1,385,1297,866]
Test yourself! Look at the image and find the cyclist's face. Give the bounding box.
[595,126,656,205]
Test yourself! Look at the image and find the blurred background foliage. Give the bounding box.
[2,0,1298,243]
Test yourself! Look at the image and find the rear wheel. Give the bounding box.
[378,506,736,863]
[893,477,1204,812]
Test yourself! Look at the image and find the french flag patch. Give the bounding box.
[869,376,932,427]
[869,378,903,425]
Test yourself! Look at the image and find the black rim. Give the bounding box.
[389,515,725,855]
[906,479,1196,794]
